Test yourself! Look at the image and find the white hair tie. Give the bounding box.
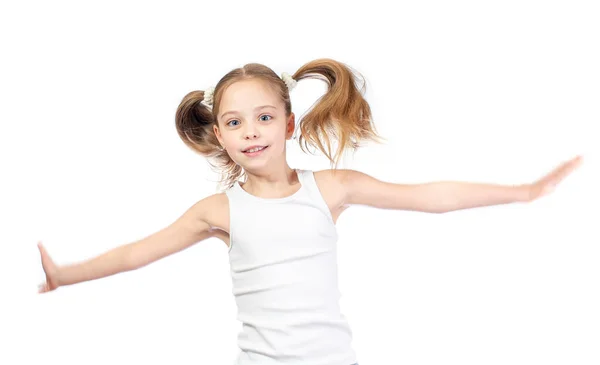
[202,86,215,107]
[281,72,297,91]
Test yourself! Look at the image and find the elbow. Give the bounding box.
[431,203,456,214]
[421,200,453,214]
[122,244,144,271]
[426,207,450,214]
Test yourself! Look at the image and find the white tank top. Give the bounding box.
[225,169,358,365]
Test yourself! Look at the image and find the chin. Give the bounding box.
[239,154,278,171]
[240,159,270,171]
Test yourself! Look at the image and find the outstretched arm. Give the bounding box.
[339,155,583,214]
[37,193,227,292]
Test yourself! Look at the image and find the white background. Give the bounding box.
[1,1,598,364]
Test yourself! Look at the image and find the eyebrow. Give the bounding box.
[220,105,277,119]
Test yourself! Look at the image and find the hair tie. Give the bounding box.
[281,72,297,91]
[201,86,215,107]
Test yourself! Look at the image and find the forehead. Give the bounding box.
[219,79,281,115]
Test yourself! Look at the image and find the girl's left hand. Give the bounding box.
[527,155,583,201]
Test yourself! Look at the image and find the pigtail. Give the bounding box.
[175,90,243,190]
[175,59,382,191]
[292,58,384,166]
[175,90,219,155]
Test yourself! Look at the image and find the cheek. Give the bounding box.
[263,132,284,151]
[218,130,237,146]
[269,124,288,142]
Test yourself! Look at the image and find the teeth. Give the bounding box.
[245,146,265,153]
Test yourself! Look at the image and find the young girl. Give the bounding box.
[37,58,582,365]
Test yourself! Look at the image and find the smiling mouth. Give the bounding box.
[243,146,268,153]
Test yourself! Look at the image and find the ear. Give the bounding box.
[213,124,226,148]
[285,113,296,140]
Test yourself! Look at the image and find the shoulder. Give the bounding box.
[313,168,350,185]
[189,192,228,213]
[312,169,355,208]
[313,168,360,190]
[186,192,230,232]
[313,168,378,204]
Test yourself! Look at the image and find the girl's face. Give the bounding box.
[214,79,295,171]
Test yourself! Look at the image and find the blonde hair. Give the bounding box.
[175,58,384,191]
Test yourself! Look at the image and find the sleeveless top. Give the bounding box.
[225,169,358,365]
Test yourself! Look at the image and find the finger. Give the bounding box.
[38,243,46,258]
[38,244,52,265]
[565,155,583,170]
[552,158,579,179]
[38,247,48,267]
[571,155,584,169]
[558,158,581,178]
[539,157,580,189]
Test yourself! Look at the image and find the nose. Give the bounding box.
[243,122,260,139]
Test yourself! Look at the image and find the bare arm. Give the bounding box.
[334,156,582,214]
[341,171,529,213]
[48,194,223,288]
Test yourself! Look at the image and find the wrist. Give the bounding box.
[54,266,68,287]
[516,184,533,202]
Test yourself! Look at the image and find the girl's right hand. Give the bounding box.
[38,242,61,293]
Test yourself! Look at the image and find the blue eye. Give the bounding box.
[226,115,271,127]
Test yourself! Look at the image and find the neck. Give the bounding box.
[241,162,299,198]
